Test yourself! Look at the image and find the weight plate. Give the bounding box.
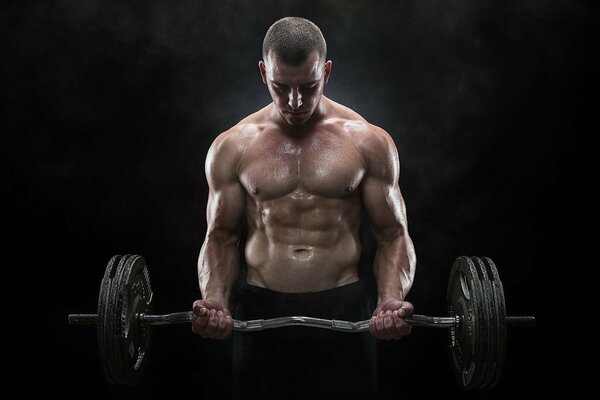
[471,256,496,390]
[97,255,122,384]
[482,257,506,388]
[118,255,153,385]
[447,256,486,390]
[105,254,153,386]
[106,254,132,384]
[466,256,489,390]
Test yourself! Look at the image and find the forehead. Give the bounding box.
[264,51,323,84]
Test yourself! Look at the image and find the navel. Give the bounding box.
[291,246,314,261]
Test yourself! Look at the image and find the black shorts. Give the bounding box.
[232,280,378,400]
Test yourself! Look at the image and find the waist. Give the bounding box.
[240,279,365,304]
[235,278,373,321]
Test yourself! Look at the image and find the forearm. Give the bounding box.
[198,235,240,307]
[373,232,416,305]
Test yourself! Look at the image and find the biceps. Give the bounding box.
[362,177,407,241]
[206,182,245,240]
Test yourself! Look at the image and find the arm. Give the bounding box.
[192,131,245,339]
[360,126,416,339]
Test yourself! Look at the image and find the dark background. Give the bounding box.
[3,0,588,399]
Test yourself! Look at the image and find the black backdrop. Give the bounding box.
[3,1,588,399]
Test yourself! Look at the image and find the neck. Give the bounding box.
[272,96,329,135]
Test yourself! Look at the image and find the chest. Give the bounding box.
[239,134,365,199]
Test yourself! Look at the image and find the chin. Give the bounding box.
[283,112,312,126]
[286,118,308,126]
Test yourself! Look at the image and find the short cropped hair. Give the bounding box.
[262,17,327,66]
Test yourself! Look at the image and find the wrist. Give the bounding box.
[202,293,229,309]
[377,292,405,306]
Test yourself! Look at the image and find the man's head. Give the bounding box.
[259,17,332,126]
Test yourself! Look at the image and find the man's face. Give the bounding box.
[259,51,332,126]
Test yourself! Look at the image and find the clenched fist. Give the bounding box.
[369,299,413,340]
[191,299,234,339]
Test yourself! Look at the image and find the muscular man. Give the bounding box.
[192,17,416,399]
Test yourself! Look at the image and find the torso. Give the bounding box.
[233,98,372,292]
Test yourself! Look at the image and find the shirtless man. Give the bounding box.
[192,17,416,399]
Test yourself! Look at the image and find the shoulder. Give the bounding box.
[206,110,268,179]
[324,99,399,180]
[360,123,398,162]
[359,123,399,181]
[208,113,265,156]
[207,106,273,159]
[323,98,398,164]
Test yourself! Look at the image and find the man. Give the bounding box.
[192,17,416,399]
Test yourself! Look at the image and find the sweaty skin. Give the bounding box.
[192,51,416,340]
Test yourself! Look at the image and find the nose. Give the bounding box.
[288,88,303,110]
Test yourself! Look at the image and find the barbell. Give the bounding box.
[68,254,535,390]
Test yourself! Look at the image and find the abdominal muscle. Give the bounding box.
[244,197,362,293]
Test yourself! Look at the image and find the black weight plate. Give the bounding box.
[482,257,506,388]
[97,255,122,384]
[465,256,490,390]
[447,256,486,390]
[106,254,134,385]
[117,255,153,386]
[471,256,496,390]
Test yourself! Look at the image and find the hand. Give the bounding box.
[368,299,413,340]
[191,299,234,339]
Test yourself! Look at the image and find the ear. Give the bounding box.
[323,60,333,84]
[258,61,267,84]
